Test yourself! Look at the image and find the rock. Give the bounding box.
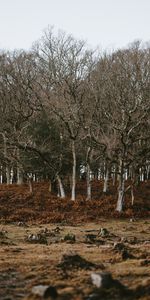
[85,235,105,246]
[18,221,28,227]
[52,226,61,233]
[57,252,100,270]
[130,218,136,222]
[113,242,134,260]
[63,233,76,243]
[25,233,47,244]
[0,230,7,238]
[86,293,99,300]
[121,249,135,260]
[40,227,49,234]
[113,242,126,251]
[85,232,106,245]
[32,285,49,296]
[98,228,109,237]
[44,286,58,299]
[91,272,113,288]
[120,237,128,243]
[31,285,58,298]
[91,272,127,290]
[39,228,56,237]
[85,234,97,242]
[144,240,150,245]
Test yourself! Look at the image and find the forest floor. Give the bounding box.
[0,181,150,299]
[0,180,149,223]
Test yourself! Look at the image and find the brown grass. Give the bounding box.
[0,220,150,299]
[0,181,150,299]
[0,180,149,224]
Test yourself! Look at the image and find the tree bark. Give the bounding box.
[131,185,134,206]
[2,133,11,184]
[116,159,125,212]
[0,166,2,184]
[6,165,11,185]
[103,165,109,193]
[71,140,76,201]
[49,180,52,192]
[57,175,65,199]
[17,167,23,185]
[86,163,91,200]
[28,177,33,194]
[116,178,125,212]
[16,149,24,185]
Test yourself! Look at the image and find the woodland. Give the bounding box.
[0,28,150,213]
[0,28,150,300]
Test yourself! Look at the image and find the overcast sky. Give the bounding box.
[0,0,149,51]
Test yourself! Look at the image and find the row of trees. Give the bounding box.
[0,28,150,211]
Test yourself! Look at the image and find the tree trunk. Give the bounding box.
[49,180,52,192]
[116,177,125,212]
[113,172,117,186]
[16,149,23,185]
[28,178,33,194]
[2,166,6,183]
[146,165,150,180]
[116,159,125,212]
[112,165,117,186]
[6,165,11,185]
[0,166,2,184]
[17,167,23,185]
[57,175,65,199]
[3,133,11,185]
[131,185,134,206]
[86,163,91,200]
[103,165,109,193]
[71,140,76,201]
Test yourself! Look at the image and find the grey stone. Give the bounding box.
[31,285,58,299]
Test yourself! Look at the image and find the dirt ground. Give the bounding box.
[0,181,150,299]
[0,220,150,300]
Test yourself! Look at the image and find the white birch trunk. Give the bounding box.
[0,166,2,184]
[86,163,91,200]
[71,140,76,201]
[116,159,125,212]
[116,178,125,212]
[17,167,23,185]
[16,149,23,185]
[3,133,11,185]
[103,166,109,193]
[6,165,11,185]
[57,175,65,198]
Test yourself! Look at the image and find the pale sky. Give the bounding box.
[0,0,149,51]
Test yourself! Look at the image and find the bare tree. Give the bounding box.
[0,50,38,184]
[33,28,95,200]
[90,42,150,211]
